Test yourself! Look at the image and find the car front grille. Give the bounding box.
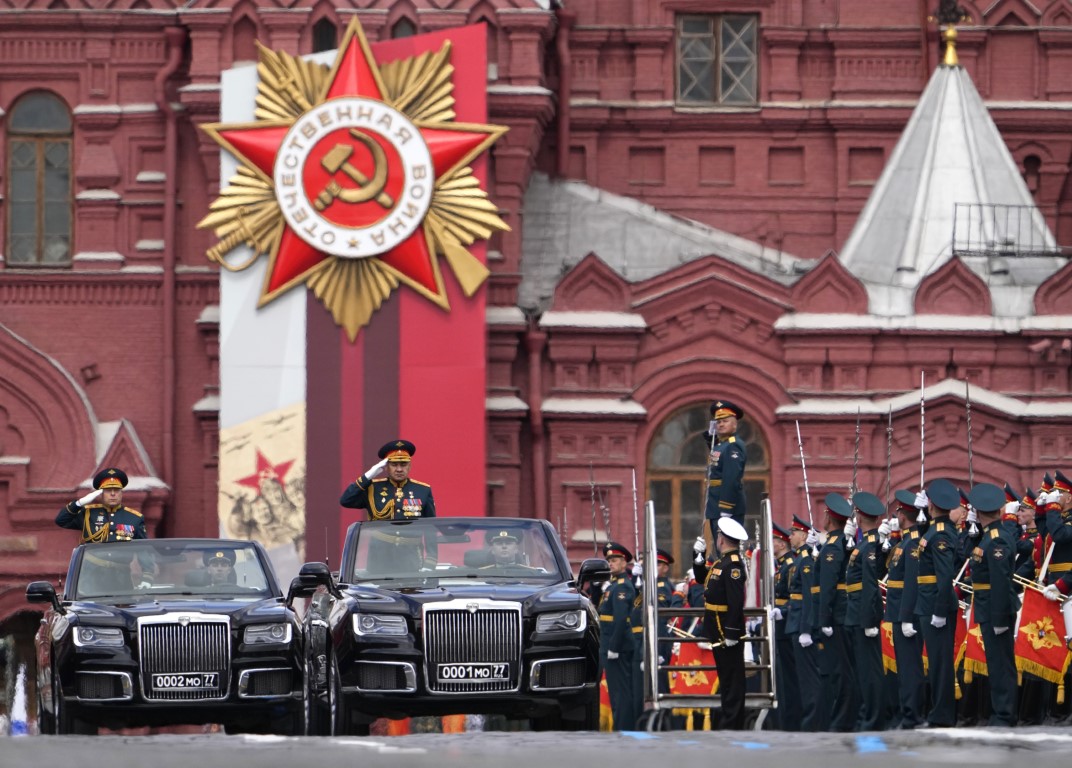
[531,658,587,690]
[423,600,522,694]
[76,671,132,701]
[138,614,230,701]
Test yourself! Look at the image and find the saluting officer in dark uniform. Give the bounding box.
[815,493,858,732]
[968,483,1020,727]
[771,522,801,730]
[788,514,823,731]
[340,439,436,519]
[888,489,927,729]
[600,542,637,731]
[56,467,147,543]
[704,400,748,538]
[914,478,961,728]
[701,517,749,729]
[845,491,887,731]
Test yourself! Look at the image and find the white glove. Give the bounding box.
[1041,489,1061,505]
[901,621,917,638]
[966,506,978,525]
[632,562,643,578]
[930,615,946,628]
[76,488,103,507]
[821,626,833,637]
[606,650,619,660]
[888,518,900,534]
[844,518,858,540]
[365,458,389,480]
[806,529,821,548]
[878,520,891,538]
[864,627,879,638]
[1043,584,1062,602]
[723,638,738,647]
[797,633,813,648]
[1004,501,1020,518]
[639,660,644,671]
[994,626,1009,635]
[693,536,706,554]
[914,490,929,509]
[771,607,783,621]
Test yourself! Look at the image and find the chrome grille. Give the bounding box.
[138,614,230,701]
[423,599,522,694]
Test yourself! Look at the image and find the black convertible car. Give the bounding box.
[27,539,305,735]
[296,517,608,733]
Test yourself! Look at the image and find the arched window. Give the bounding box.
[6,91,72,266]
[391,18,417,39]
[647,402,769,576]
[312,18,337,54]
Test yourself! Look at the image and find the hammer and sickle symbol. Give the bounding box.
[314,128,396,212]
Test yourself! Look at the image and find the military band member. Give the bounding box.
[771,522,800,730]
[1015,488,1039,582]
[1041,470,1072,586]
[814,493,858,732]
[600,542,637,731]
[55,467,147,543]
[968,482,1020,727]
[340,439,436,519]
[845,491,887,730]
[701,516,749,729]
[914,478,961,728]
[888,489,927,729]
[703,400,748,547]
[788,514,823,731]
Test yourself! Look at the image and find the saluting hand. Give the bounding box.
[364,458,389,480]
[75,488,103,507]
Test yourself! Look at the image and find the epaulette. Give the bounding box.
[729,553,741,563]
[866,534,876,544]
[936,522,946,532]
[124,507,144,518]
[84,503,104,510]
[827,533,839,544]
[990,528,1000,540]
[725,436,736,443]
[371,478,388,484]
[409,479,431,487]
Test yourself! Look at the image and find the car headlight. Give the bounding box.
[73,626,125,648]
[536,610,587,633]
[243,623,292,645]
[352,613,408,636]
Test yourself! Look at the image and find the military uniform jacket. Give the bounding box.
[895,526,925,622]
[914,515,958,619]
[815,531,849,628]
[845,529,885,629]
[774,551,795,639]
[599,576,636,654]
[55,502,147,543]
[786,545,815,635]
[702,549,746,643]
[704,436,747,522]
[970,521,1019,628]
[340,476,436,519]
[1044,508,1072,584]
[883,533,908,622]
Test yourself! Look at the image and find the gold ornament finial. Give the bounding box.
[929,2,970,69]
[942,26,959,68]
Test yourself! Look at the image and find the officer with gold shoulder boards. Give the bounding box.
[701,517,749,729]
[914,478,961,728]
[704,400,748,536]
[788,515,823,731]
[815,492,858,732]
[968,482,1020,727]
[845,491,887,730]
[771,522,801,730]
[340,439,436,519]
[888,489,927,729]
[56,467,147,543]
[600,541,637,731]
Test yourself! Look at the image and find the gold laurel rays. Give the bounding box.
[197,166,283,270]
[255,42,329,121]
[424,167,510,296]
[379,41,456,123]
[306,259,400,341]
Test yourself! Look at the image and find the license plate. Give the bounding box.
[151,672,219,691]
[437,663,509,682]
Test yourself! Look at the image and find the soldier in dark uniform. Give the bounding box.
[1043,470,1072,586]
[845,491,887,731]
[1015,487,1039,581]
[771,522,800,730]
[599,541,637,731]
[888,489,927,729]
[703,400,748,544]
[653,549,677,695]
[815,493,858,731]
[340,439,436,519]
[701,517,749,729]
[788,514,823,731]
[56,467,148,543]
[914,478,961,728]
[968,483,1020,727]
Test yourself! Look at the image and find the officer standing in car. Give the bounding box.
[340,439,436,519]
[56,467,147,543]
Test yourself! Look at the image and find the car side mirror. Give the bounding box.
[26,581,66,615]
[577,558,610,585]
[288,562,341,603]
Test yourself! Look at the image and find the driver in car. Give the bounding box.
[203,549,237,585]
[481,530,539,571]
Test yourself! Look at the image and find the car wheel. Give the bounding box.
[328,650,353,736]
[53,671,95,736]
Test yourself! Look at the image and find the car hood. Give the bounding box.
[67,597,288,627]
[343,581,586,615]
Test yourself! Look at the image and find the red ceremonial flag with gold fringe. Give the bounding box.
[881,621,897,674]
[960,603,987,681]
[669,640,719,695]
[599,671,613,731]
[1015,588,1072,704]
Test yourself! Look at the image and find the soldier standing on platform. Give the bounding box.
[703,400,748,553]
[599,541,637,731]
[771,522,800,730]
[701,517,749,729]
[814,493,858,732]
[888,489,927,729]
[845,491,888,731]
[968,482,1020,727]
[914,478,961,728]
[788,514,823,731]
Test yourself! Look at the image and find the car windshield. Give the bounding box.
[349,519,563,585]
[72,540,272,600]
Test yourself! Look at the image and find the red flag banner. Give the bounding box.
[881,621,897,674]
[960,603,987,682]
[599,671,613,731]
[1014,588,1072,703]
[669,640,719,695]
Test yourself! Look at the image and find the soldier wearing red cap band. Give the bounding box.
[55,467,147,544]
[340,439,436,520]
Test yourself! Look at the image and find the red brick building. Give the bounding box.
[3,1,1072,661]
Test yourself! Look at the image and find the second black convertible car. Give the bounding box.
[296,517,609,733]
[27,539,305,735]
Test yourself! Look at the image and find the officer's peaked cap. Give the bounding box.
[378,439,416,462]
[823,493,852,521]
[894,489,918,511]
[852,491,884,519]
[717,517,748,542]
[926,478,960,512]
[969,483,1005,515]
[603,541,633,562]
[710,400,744,420]
[93,467,128,490]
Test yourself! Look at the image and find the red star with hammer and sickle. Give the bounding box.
[236,449,295,492]
[210,23,501,304]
